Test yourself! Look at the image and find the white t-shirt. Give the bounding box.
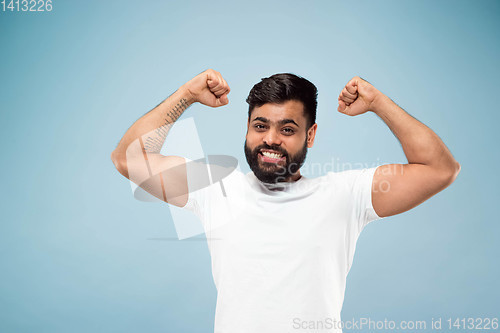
[183,162,382,333]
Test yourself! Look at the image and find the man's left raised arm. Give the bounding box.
[337,76,461,218]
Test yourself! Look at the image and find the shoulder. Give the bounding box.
[325,167,380,190]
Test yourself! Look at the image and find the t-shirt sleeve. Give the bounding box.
[353,167,382,227]
[180,157,212,222]
[181,183,206,221]
[338,166,383,230]
[180,157,241,229]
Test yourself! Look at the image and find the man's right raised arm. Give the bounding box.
[110,69,231,207]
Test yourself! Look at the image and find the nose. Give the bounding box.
[263,128,282,147]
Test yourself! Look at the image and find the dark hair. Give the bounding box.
[246,73,318,129]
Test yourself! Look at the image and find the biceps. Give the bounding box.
[372,164,452,217]
[126,154,189,207]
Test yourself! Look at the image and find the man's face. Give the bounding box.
[244,100,317,183]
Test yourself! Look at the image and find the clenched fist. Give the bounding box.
[183,69,231,108]
[337,76,382,116]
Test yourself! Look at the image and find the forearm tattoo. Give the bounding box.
[143,98,189,153]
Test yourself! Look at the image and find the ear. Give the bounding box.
[306,123,317,148]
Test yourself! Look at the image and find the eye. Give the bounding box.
[281,127,295,135]
[254,124,267,131]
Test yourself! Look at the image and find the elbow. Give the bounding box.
[111,150,129,178]
[441,161,461,186]
[452,161,461,182]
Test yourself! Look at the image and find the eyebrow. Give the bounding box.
[251,117,299,127]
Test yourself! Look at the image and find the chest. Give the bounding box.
[207,190,355,260]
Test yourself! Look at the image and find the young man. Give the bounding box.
[111,69,460,332]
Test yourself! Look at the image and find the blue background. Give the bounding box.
[1,0,499,332]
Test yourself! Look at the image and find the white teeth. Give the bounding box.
[262,151,282,159]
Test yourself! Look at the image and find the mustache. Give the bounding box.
[253,144,288,157]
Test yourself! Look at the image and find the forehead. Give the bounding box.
[250,100,306,126]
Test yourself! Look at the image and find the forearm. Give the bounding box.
[372,93,460,173]
[112,85,195,162]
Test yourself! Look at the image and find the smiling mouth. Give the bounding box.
[259,149,286,164]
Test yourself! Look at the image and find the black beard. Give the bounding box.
[244,138,308,184]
